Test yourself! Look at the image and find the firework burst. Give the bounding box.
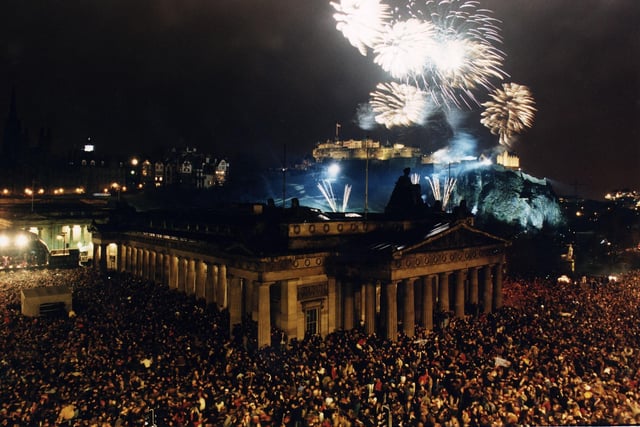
[370,82,429,128]
[481,83,536,147]
[331,0,392,56]
[373,18,436,79]
[408,0,508,108]
[330,0,523,134]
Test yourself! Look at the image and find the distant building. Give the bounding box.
[605,189,640,209]
[313,139,421,163]
[495,151,520,169]
[155,147,229,189]
[64,142,127,194]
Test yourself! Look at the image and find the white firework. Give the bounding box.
[370,82,429,128]
[331,0,392,56]
[430,39,504,91]
[318,180,352,212]
[427,175,457,209]
[373,18,436,79]
[481,83,536,147]
[330,0,510,128]
[396,0,507,109]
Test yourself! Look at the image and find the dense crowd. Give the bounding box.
[1,267,640,426]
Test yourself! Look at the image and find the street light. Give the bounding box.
[111,182,121,201]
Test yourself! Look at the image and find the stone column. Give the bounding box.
[493,263,504,310]
[155,253,164,284]
[469,267,479,315]
[258,282,272,348]
[186,258,196,295]
[165,255,173,288]
[217,264,228,308]
[364,282,376,335]
[129,248,136,276]
[421,275,434,331]
[177,258,186,292]
[118,244,126,272]
[205,262,216,305]
[483,265,493,313]
[149,251,157,283]
[91,243,98,269]
[195,260,206,300]
[99,243,108,272]
[343,281,355,331]
[142,250,149,280]
[228,276,243,337]
[385,281,398,341]
[403,278,415,337]
[169,255,179,290]
[280,279,297,342]
[125,246,132,273]
[438,272,450,312]
[92,243,99,270]
[455,269,466,318]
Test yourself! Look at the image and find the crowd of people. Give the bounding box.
[1,267,640,426]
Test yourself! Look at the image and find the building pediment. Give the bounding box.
[395,221,509,257]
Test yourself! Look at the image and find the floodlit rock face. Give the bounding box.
[451,166,565,231]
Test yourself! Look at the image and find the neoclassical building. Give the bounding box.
[90,200,509,348]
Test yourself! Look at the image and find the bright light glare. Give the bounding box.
[328,164,340,178]
[0,235,9,247]
[15,234,29,248]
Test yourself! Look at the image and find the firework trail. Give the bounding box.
[370,82,429,128]
[342,184,352,212]
[373,18,437,79]
[318,180,352,212]
[480,83,536,147]
[427,175,457,209]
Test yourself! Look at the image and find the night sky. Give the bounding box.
[0,0,638,199]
